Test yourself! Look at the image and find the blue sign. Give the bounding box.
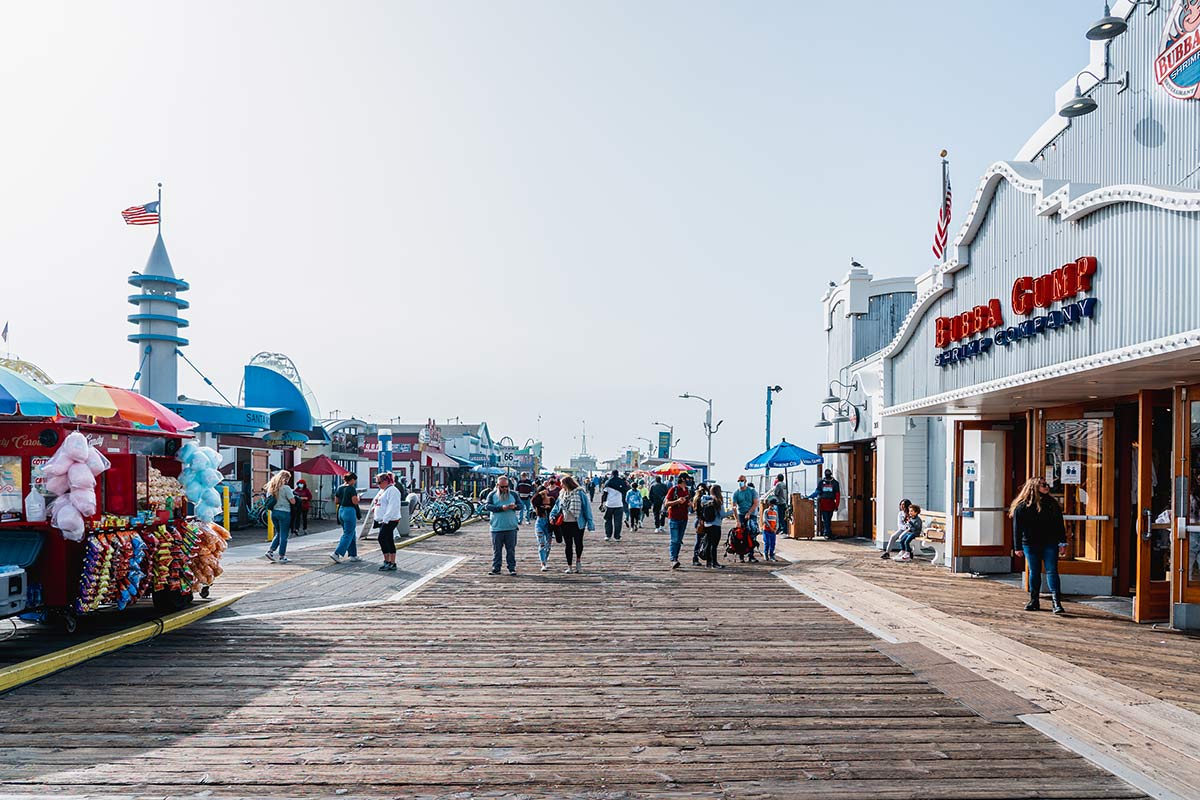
[657,431,671,459]
[378,431,393,473]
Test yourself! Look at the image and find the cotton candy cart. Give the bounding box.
[0,418,231,633]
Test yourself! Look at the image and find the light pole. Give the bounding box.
[765,385,783,483]
[652,422,679,460]
[679,393,722,480]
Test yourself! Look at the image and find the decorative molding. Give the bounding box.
[876,160,1200,362]
[881,328,1200,417]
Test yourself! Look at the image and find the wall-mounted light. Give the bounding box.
[1058,69,1129,118]
[1086,0,1159,40]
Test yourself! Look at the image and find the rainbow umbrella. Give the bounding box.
[0,365,71,418]
[51,381,197,432]
[651,461,695,476]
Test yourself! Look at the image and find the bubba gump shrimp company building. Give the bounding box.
[817,1,1200,628]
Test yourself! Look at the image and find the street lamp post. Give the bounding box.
[679,393,721,480]
[765,385,783,484]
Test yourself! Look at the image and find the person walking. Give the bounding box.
[771,474,789,530]
[732,476,760,562]
[690,481,709,565]
[663,474,691,569]
[516,472,535,526]
[626,483,644,531]
[1010,477,1068,614]
[292,479,312,534]
[698,483,728,569]
[649,475,669,532]
[587,476,597,502]
[329,472,362,563]
[602,470,628,541]
[485,475,521,575]
[373,472,404,571]
[552,475,594,573]
[263,470,296,563]
[810,469,841,538]
[531,480,555,571]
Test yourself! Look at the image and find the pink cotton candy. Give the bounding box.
[45,474,70,496]
[68,462,96,490]
[70,488,97,517]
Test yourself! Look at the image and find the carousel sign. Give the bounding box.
[1155,0,1200,100]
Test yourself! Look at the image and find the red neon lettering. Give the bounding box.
[1032,275,1053,309]
[972,305,985,335]
[1075,256,1096,291]
[987,298,1003,329]
[1012,276,1033,316]
[935,317,949,348]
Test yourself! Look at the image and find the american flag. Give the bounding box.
[121,200,160,226]
[931,177,952,260]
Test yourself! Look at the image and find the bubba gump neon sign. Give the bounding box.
[934,257,1099,368]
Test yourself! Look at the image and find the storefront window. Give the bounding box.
[1044,419,1105,562]
[1188,403,1200,585]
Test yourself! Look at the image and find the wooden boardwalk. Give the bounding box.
[0,518,1146,799]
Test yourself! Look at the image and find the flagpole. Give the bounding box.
[939,150,949,264]
[157,182,163,234]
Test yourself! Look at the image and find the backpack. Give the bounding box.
[263,493,277,512]
[699,494,718,524]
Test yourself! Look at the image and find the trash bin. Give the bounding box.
[397,502,411,538]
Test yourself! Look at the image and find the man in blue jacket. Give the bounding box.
[485,476,521,575]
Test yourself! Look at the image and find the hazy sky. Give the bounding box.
[2,1,1101,482]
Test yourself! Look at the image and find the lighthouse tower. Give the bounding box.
[127,232,189,404]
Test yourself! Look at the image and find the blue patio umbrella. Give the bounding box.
[744,439,823,470]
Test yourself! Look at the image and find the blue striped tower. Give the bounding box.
[127,232,189,404]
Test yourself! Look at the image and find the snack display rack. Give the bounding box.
[0,419,229,632]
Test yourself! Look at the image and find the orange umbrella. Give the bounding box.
[51,381,197,432]
[651,461,695,475]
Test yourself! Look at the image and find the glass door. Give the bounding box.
[1134,390,1172,622]
[1177,387,1200,608]
[954,421,1015,562]
[1037,409,1115,585]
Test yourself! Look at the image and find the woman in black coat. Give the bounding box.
[1009,477,1069,614]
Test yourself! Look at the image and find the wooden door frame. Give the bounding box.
[1034,406,1116,580]
[1175,386,1200,606]
[953,420,1013,558]
[1134,390,1173,622]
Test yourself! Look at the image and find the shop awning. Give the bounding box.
[423,451,459,469]
[449,454,477,467]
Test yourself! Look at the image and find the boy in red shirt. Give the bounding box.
[761,498,780,561]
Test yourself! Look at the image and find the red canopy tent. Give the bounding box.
[292,455,349,520]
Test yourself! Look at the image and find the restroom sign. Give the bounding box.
[964,461,977,483]
[1061,460,1082,485]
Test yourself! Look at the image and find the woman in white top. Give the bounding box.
[372,472,404,571]
[880,499,912,560]
[264,470,296,563]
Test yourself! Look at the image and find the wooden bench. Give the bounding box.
[916,511,947,566]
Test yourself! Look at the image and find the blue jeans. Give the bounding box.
[268,511,291,557]
[1024,544,1062,595]
[492,528,518,572]
[535,517,552,563]
[668,519,686,562]
[763,531,777,558]
[819,510,834,537]
[517,497,531,525]
[335,506,358,557]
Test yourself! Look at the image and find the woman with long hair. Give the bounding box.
[551,475,595,573]
[700,484,727,569]
[1009,477,1068,614]
[880,499,912,559]
[263,470,296,563]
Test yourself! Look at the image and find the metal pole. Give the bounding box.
[765,386,773,484]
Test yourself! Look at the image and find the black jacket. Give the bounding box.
[648,482,669,506]
[1012,496,1067,549]
[605,476,630,495]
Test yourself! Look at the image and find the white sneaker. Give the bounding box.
[574,563,582,573]
[540,563,548,572]
[278,556,291,564]
[347,556,362,562]
[564,566,574,573]
[329,553,344,563]
[264,551,275,562]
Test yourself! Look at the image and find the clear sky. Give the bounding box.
[1,1,1104,483]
